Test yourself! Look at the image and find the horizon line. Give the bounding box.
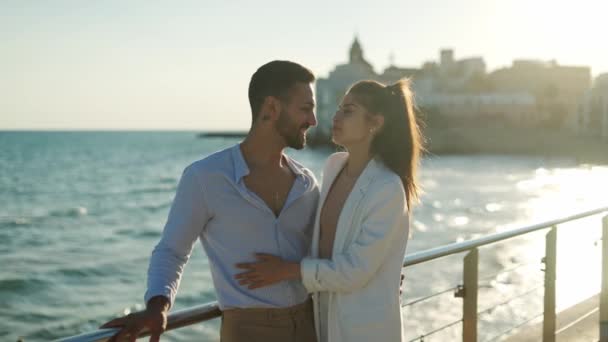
[0,128,250,133]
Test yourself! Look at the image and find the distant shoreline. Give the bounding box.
[195,126,608,164]
[308,121,608,164]
[422,123,608,164]
[197,131,248,138]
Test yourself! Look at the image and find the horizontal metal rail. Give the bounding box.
[407,318,463,342]
[403,206,608,267]
[401,285,459,308]
[56,206,608,342]
[57,302,221,342]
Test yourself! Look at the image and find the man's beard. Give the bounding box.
[276,110,308,150]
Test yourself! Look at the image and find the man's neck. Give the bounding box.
[240,128,286,169]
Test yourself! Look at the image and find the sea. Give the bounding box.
[1,131,607,341]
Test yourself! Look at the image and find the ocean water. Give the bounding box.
[1,131,606,341]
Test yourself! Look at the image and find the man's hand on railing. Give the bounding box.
[100,296,169,342]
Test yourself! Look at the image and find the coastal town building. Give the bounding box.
[487,60,591,129]
[577,73,608,140]
[311,37,593,142]
[314,37,418,140]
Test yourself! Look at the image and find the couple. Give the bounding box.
[101,60,423,342]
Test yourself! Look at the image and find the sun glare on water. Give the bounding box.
[517,165,608,309]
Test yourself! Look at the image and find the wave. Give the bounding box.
[159,176,177,184]
[49,206,88,218]
[123,200,172,213]
[55,262,129,279]
[0,207,88,229]
[0,217,33,227]
[115,227,161,239]
[134,229,161,238]
[17,314,104,341]
[141,202,172,212]
[0,278,50,294]
[128,184,176,195]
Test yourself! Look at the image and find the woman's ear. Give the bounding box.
[373,115,385,132]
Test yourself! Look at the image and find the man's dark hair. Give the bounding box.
[248,60,315,122]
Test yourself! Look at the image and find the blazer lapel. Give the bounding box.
[310,154,348,257]
[332,158,383,255]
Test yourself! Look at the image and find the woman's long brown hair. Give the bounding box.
[347,79,424,210]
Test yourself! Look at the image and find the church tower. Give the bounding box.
[349,36,364,63]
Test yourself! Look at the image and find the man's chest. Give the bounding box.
[202,177,316,258]
[243,170,295,216]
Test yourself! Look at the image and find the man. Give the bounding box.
[101,60,319,342]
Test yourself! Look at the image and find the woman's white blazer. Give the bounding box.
[301,152,410,342]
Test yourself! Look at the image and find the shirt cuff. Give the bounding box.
[144,288,174,309]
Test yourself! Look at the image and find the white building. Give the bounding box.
[312,37,579,142]
[421,92,537,124]
[577,73,608,140]
[313,37,417,141]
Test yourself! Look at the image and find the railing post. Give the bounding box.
[601,215,608,342]
[462,248,478,342]
[543,226,557,342]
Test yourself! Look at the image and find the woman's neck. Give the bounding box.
[344,145,372,178]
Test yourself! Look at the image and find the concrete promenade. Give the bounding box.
[505,294,599,341]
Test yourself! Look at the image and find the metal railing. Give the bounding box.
[57,206,608,342]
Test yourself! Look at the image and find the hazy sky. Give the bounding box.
[1,0,605,130]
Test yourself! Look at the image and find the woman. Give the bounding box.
[235,79,423,341]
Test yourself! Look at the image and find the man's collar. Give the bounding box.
[231,144,250,182]
[231,144,306,183]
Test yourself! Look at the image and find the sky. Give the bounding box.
[1,0,606,131]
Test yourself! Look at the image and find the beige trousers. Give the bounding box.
[220,299,317,342]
